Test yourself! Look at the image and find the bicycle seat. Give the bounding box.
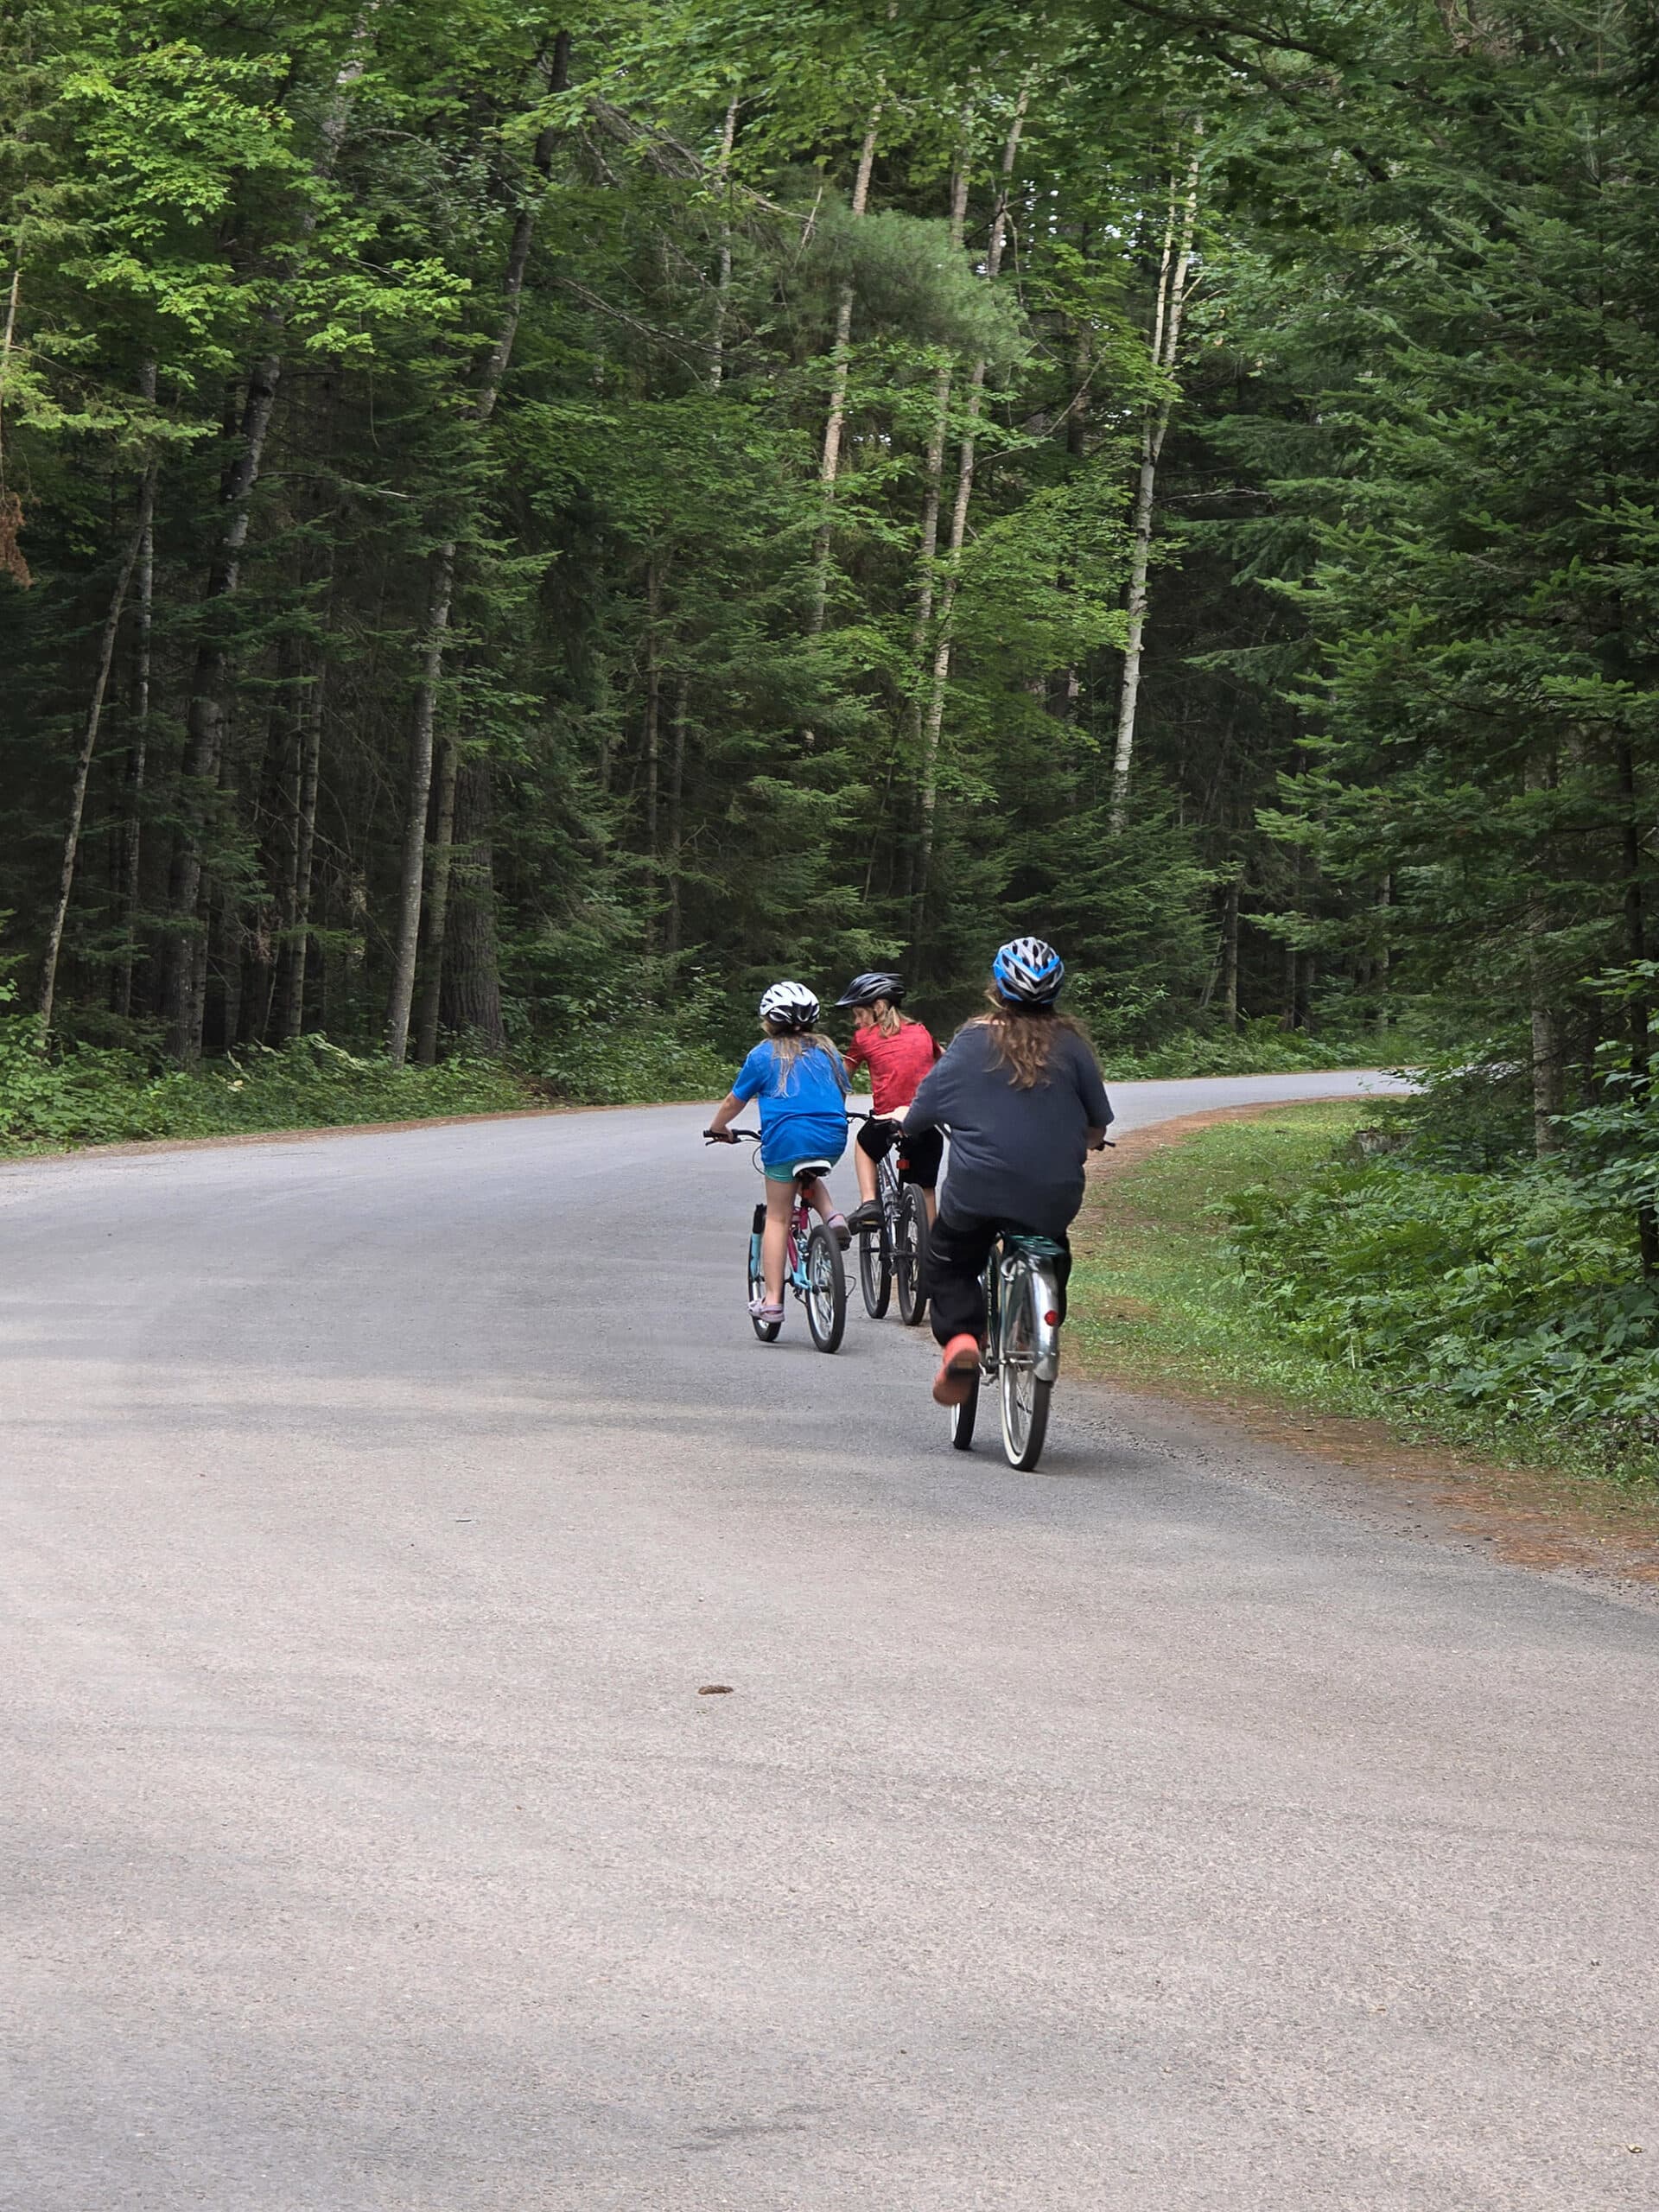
[1002,1232,1067,1260]
[791,1158,835,1180]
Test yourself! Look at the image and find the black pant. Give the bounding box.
[856,1115,944,1188]
[928,1209,1072,1348]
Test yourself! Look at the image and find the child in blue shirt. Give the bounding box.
[705,981,850,1323]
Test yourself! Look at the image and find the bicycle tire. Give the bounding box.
[857,1223,891,1319]
[805,1224,847,1352]
[998,1274,1051,1469]
[895,1187,931,1326]
[747,1222,780,1343]
[950,1362,979,1450]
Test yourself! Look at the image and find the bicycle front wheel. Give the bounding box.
[950,1362,979,1450]
[747,1213,780,1342]
[998,1272,1051,1470]
[805,1224,848,1352]
[894,1187,931,1325]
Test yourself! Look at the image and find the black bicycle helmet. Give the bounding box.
[836,970,906,1008]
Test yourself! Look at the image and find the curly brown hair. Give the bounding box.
[970,992,1088,1090]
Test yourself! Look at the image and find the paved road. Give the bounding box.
[4,1071,1656,2211]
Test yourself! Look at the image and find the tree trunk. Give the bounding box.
[1374,873,1392,1036]
[804,110,882,643]
[913,86,1029,938]
[1109,133,1201,832]
[1529,987,1565,1155]
[162,348,283,1061]
[1617,742,1657,1274]
[1220,872,1241,1029]
[906,143,969,762]
[277,652,324,1041]
[415,731,460,1065]
[163,23,372,1062]
[643,560,662,877]
[114,363,156,1020]
[709,93,741,391]
[442,759,505,1052]
[385,33,567,1065]
[665,677,688,955]
[40,466,156,1033]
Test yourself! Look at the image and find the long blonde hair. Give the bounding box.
[861,998,908,1039]
[970,993,1087,1090]
[765,1020,849,1092]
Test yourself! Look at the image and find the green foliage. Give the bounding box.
[1227,1090,1659,1471]
[526,1022,732,1106]
[1099,1017,1359,1079]
[1073,1102,1659,1491]
[0,1020,528,1147]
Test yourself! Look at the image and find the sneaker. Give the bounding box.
[931,1334,982,1406]
[846,1199,884,1234]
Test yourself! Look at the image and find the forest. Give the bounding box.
[4,1,1659,1454]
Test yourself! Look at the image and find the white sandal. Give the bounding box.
[748,1296,785,1321]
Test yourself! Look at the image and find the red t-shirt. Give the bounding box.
[843,1019,938,1116]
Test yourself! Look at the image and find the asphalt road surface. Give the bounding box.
[5,1071,1657,2211]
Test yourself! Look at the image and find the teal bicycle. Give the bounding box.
[948,1230,1068,1471]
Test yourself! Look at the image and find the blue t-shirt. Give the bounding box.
[732,1039,848,1170]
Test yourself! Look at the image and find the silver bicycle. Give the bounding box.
[948,1232,1066,1471]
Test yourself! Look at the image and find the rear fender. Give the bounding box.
[1000,1255,1062,1382]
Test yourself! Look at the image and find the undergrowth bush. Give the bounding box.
[1226,1067,1659,1474]
[0,1020,530,1149]
[526,1022,731,1105]
[1100,1016,1370,1080]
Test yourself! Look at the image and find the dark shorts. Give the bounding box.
[856,1116,943,1188]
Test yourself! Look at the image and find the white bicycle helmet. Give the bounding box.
[759,979,821,1031]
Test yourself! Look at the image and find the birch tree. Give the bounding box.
[1109,131,1200,832]
[912,82,1029,934]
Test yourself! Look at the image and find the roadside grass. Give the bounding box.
[1069,1102,1659,1495]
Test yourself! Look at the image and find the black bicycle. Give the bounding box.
[852,1115,931,1327]
[948,1230,1067,1471]
[707,1129,848,1352]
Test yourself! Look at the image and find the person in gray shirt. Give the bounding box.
[903,938,1112,1404]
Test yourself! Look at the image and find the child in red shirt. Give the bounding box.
[836,972,943,1230]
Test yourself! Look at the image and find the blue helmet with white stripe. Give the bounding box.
[991,936,1065,1007]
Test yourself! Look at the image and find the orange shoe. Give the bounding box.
[931,1334,982,1406]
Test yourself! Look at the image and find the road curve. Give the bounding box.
[4,1071,1656,2212]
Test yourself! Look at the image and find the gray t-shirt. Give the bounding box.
[905,1021,1114,1236]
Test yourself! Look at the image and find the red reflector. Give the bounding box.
[1044,1310,1060,1325]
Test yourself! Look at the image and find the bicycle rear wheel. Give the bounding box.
[894,1187,931,1325]
[998,1270,1051,1469]
[805,1224,847,1352]
[747,1208,780,1342]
